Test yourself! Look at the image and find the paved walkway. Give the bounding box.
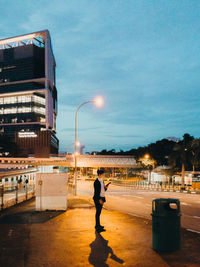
[0,196,200,267]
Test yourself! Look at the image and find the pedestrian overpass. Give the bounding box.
[0,155,138,168]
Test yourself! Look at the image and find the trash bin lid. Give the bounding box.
[152,198,180,216]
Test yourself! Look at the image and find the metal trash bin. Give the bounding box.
[151,198,181,252]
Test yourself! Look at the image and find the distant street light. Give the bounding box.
[66,141,81,154]
[140,154,156,185]
[74,96,104,195]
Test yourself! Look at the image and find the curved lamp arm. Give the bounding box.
[75,101,94,154]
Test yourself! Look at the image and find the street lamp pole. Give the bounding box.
[74,101,95,196]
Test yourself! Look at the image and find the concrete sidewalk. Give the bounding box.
[0,197,200,267]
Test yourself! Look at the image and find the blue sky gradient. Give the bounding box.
[1,1,200,152]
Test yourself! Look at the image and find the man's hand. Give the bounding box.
[99,199,104,205]
[106,182,111,188]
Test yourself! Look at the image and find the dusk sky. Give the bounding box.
[1,1,200,153]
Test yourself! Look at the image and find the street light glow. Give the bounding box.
[77,141,81,147]
[145,154,150,159]
[94,96,104,107]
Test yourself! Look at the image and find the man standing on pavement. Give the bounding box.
[93,168,111,232]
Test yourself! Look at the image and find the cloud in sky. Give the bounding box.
[1,0,200,152]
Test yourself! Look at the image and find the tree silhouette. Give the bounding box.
[190,139,200,172]
[169,134,194,185]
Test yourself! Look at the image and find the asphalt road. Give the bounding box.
[77,180,200,233]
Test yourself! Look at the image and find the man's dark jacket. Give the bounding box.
[93,178,107,203]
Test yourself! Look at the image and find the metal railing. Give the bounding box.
[0,184,35,210]
[112,180,200,193]
[68,182,75,195]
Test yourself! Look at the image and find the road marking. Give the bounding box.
[120,194,144,199]
[187,229,200,234]
[193,216,200,219]
[132,196,144,199]
[108,195,120,198]
[181,202,191,206]
[127,212,142,217]
[127,212,149,219]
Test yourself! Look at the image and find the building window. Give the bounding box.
[4,96,17,104]
[33,95,45,105]
[18,95,32,103]
[4,107,17,114]
[18,107,31,113]
[11,118,17,123]
[33,107,45,115]
[0,94,45,106]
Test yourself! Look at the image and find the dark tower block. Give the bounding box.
[0,30,59,157]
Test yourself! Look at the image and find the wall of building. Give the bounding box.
[15,130,58,157]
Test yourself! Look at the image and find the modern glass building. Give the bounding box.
[0,30,59,157]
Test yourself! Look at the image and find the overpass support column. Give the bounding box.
[0,186,3,210]
[15,185,18,204]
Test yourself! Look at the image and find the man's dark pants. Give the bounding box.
[94,200,103,228]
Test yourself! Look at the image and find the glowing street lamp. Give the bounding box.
[66,141,81,154]
[142,154,156,185]
[74,96,104,195]
[94,96,104,107]
[76,141,81,147]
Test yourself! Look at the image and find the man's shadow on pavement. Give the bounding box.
[89,231,124,267]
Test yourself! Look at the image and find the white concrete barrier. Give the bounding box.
[36,173,68,211]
